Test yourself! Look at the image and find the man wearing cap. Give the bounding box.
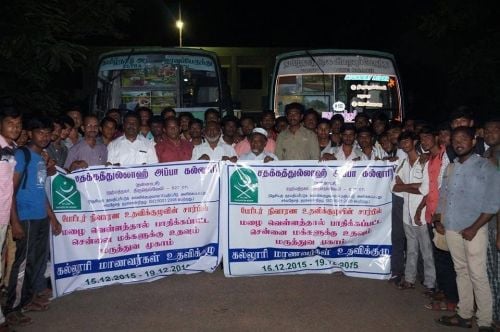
[240,128,278,162]
[234,116,276,156]
[275,102,320,160]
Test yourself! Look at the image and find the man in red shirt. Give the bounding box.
[155,117,193,162]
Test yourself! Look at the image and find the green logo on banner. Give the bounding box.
[52,174,81,210]
[230,167,258,203]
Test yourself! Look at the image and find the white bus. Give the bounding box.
[270,49,404,122]
[92,47,231,119]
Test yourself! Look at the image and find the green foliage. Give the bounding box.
[0,0,131,115]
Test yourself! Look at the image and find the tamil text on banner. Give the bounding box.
[48,161,221,297]
[221,161,394,279]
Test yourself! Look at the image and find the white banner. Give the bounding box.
[278,55,396,75]
[99,54,215,71]
[49,161,221,297]
[221,161,395,279]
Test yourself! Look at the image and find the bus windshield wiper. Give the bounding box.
[305,50,327,98]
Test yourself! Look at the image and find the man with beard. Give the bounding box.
[5,117,62,326]
[191,121,236,161]
[446,107,485,161]
[235,116,275,156]
[239,128,278,162]
[64,115,107,172]
[107,112,158,166]
[435,127,499,331]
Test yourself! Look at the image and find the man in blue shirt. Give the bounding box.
[434,126,499,331]
[5,116,62,327]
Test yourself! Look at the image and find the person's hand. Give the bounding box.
[52,221,62,236]
[263,156,274,163]
[353,157,361,161]
[198,154,210,160]
[228,156,238,163]
[395,175,403,185]
[11,222,25,240]
[46,158,57,176]
[321,153,336,161]
[414,209,423,226]
[459,226,478,241]
[434,221,445,235]
[41,150,50,163]
[419,154,429,164]
[70,160,88,172]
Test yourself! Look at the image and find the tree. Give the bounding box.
[0,0,131,115]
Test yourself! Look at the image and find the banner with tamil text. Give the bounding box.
[49,161,221,297]
[221,161,394,279]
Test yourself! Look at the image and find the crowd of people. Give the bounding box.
[0,101,498,330]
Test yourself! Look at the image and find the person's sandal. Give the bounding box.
[37,288,53,299]
[22,300,49,312]
[436,313,472,328]
[422,287,436,297]
[424,300,448,311]
[32,294,50,306]
[6,311,33,326]
[397,280,415,290]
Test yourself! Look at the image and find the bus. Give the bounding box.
[92,47,231,119]
[269,49,404,122]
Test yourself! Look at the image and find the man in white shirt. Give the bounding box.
[321,124,362,161]
[107,112,158,166]
[240,128,278,162]
[392,131,435,292]
[191,121,237,161]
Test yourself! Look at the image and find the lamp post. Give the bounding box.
[176,4,183,47]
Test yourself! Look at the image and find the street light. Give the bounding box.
[176,4,183,47]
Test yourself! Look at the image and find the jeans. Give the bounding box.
[5,218,49,313]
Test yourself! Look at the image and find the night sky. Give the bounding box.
[102,0,498,122]
[121,0,431,50]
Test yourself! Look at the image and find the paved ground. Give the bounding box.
[14,269,468,332]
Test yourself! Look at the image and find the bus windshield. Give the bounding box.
[95,51,221,116]
[272,51,403,122]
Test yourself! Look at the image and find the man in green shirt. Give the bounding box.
[275,103,320,160]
